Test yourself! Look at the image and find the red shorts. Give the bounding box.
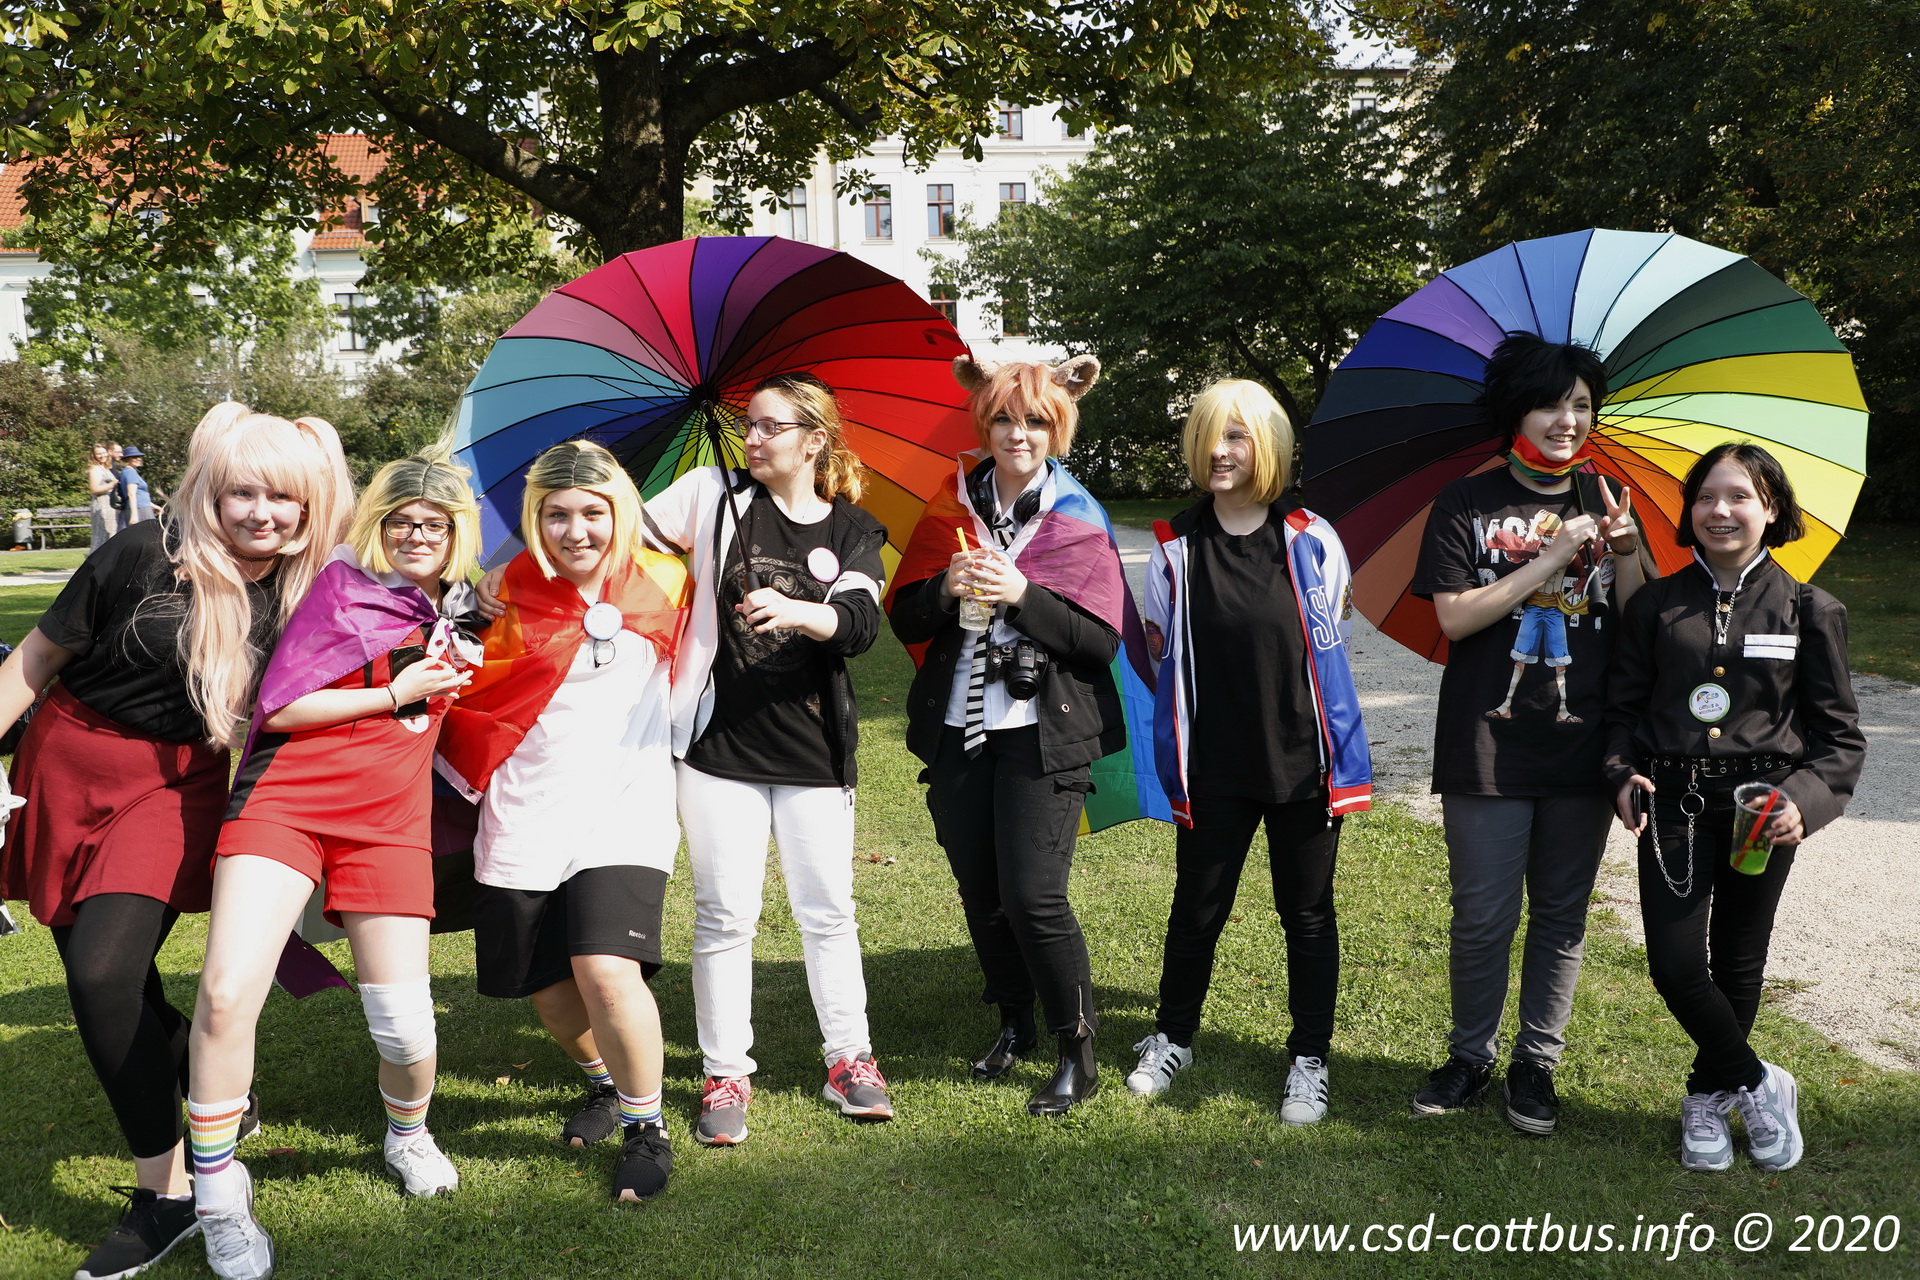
[215,819,434,926]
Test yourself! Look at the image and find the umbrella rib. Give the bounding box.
[532,289,697,382]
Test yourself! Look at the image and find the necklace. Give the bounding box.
[1712,585,1740,647]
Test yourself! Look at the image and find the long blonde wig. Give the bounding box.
[519,440,644,579]
[168,402,355,746]
[1181,379,1295,504]
[346,453,481,583]
[750,372,866,503]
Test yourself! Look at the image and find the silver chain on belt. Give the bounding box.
[1649,765,1704,899]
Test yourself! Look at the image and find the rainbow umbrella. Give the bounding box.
[453,236,975,580]
[1301,228,1868,661]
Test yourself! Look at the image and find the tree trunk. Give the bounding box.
[589,43,686,257]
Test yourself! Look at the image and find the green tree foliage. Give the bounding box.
[942,81,1430,495]
[0,361,95,513]
[0,0,1334,289]
[1396,0,1920,517]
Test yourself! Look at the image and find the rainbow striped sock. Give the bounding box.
[381,1089,432,1139]
[617,1087,662,1129]
[574,1057,614,1089]
[187,1094,249,1206]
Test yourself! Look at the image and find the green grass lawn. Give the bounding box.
[3,633,1915,1278]
[1810,523,1920,685]
[1104,497,1196,530]
[0,549,86,576]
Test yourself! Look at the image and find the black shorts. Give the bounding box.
[472,864,668,999]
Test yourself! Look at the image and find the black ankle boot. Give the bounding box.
[1027,1033,1099,1116]
[970,1005,1037,1081]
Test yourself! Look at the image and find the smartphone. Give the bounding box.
[1630,786,1651,830]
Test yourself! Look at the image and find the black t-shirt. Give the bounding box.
[36,519,283,742]
[686,492,845,787]
[1186,504,1323,803]
[1410,468,1619,796]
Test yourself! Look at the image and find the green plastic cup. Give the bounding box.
[1730,782,1784,875]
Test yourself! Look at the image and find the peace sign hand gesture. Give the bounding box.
[1598,476,1638,554]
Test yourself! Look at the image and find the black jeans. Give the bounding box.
[1639,774,1796,1094]
[925,723,1096,1037]
[50,893,191,1159]
[1155,793,1341,1059]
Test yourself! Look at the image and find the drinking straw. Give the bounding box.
[1739,787,1783,870]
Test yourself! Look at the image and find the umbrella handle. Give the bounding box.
[703,402,761,592]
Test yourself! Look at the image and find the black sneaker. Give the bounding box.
[1503,1059,1561,1135]
[237,1091,261,1143]
[611,1122,673,1203]
[1411,1056,1492,1116]
[560,1081,623,1147]
[74,1186,200,1280]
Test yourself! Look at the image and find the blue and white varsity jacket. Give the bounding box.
[1144,498,1372,825]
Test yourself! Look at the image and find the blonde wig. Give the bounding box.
[519,440,644,579]
[1181,379,1294,505]
[167,403,356,746]
[750,371,866,503]
[955,355,1100,458]
[346,453,481,583]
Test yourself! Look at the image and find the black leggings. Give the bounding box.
[1155,793,1341,1059]
[49,893,191,1159]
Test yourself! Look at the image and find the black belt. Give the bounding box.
[1646,754,1794,779]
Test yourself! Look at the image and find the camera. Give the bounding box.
[984,639,1049,701]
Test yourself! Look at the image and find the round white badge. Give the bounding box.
[1689,683,1731,723]
[583,601,623,641]
[807,546,841,583]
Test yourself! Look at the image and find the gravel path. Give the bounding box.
[1114,523,1918,1070]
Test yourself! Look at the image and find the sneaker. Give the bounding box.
[1503,1059,1561,1135]
[237,1092,261,1144]
[73,1187,200,1280]
[611,1122,673,1203]
[1680,1090,1736,1172]
[559,1081,622,1147]
[823,1053,895,1121]
[695,1076,751,1146]
[196,1162,274,1280]
[1280,1056,1330,1125]
[1124,1033,1194,1097]
[1732,1061,1803,1171]
[1411,1056,1492,1116]
[384,1128,459,1197]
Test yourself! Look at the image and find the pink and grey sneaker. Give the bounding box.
[695,1076,751,1146]
[823,1053,895,1122]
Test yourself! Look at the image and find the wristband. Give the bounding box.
[388,685,400,711]
[1608,538,1639,555]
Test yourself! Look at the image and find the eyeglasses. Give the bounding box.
[383,518,452,543]
[736,418,807,442]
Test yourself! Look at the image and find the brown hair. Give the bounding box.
[751,372,865,503]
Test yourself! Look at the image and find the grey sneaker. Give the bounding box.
[1732,1061,1803,1171]
[1679,1090,1735,1171]
[823,1053,894,1120]
[695,1075,751,1146]
[384,1128,459,1197]
[1280,1056,1330,1125]
[1124,1033,1194,1097]
[196,1163,274,1280]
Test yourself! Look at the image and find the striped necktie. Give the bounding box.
[962,498,1028,759]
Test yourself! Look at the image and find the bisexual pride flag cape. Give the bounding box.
[892,453,1172,833]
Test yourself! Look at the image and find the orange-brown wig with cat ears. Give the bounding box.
[952,354,1101,457]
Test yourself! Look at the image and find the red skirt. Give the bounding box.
[0,684,229,926]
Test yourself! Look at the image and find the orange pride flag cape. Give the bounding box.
[435,547,691,801]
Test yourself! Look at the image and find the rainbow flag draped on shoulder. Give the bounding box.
[891,452,1171,833]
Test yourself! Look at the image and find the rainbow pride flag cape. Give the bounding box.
[892,454,1171,833]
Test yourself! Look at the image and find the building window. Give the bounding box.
[1059,103,1085,140]
[996,102,1024,140]
[929,288,958,326]
[1351,94,1378,113]
[778,186,808,241]
[998,182,1027,216]
[926,184,955,238]
[863,186,892,240]
[334,292,366,352]
[999,291,1029,338]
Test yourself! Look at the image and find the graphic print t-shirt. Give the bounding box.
[685,491,840,786]
[1410,468,1618,796]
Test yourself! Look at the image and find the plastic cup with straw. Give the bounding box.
[956,528,992,631]
[1730,781,1785,875]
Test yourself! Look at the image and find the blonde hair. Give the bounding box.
[519,440,643,579]
[168,402,356,746]
[347,453,481,583]
[1182,379,1294,504]
[751,372,865,503]
[968,362,1081,457]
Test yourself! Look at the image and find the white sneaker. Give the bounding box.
[1733,1061,1803,1171]
[1281,1056,1330,1125]
[196,1162,274,1280]
[1125,1033,1194,1097]
[385,1129,459,1197]
[1679,1090,1735,1171]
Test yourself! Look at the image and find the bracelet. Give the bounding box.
[387,685,400,711]
[1608,538,1639,555]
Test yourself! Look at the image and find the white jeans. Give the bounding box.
[678,762,872,1078]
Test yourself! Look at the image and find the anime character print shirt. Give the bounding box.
[1411,468,1621,797]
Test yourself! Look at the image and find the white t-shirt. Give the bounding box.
[474,627,678,890]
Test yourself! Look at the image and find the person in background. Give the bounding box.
[1406,332,1645,1135]
[1131,379,1371,1123]
[120,447,156,524]
[86,442,118,550]
[1606,442,1863,1174]
[0,404,352,1280]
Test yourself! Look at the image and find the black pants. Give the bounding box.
[1639,776,1795,1094]
[1155,793,1341,1059]
[926,723,1096,1037]
[49,893,191,1159]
